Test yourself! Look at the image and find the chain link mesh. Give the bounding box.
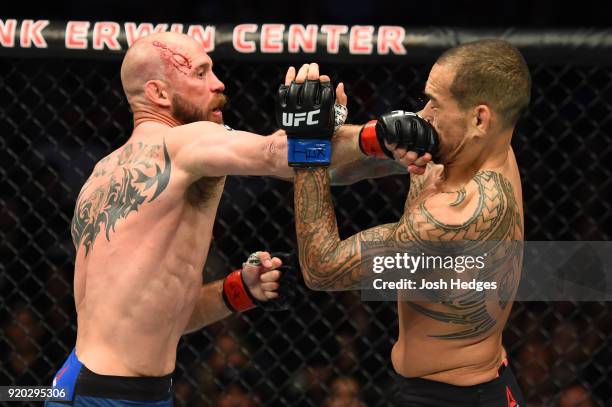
[1,57,611,406]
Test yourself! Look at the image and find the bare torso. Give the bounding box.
[391,148,524,386]
[71,123,224,376]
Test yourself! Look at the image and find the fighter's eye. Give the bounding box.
[197,71,205,78]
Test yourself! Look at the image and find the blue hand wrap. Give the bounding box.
[287,138,332,167]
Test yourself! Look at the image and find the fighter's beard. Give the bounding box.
[171,93,228,125]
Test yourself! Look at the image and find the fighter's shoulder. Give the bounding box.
[164,121,242,180]
[416,170,517,235]
[168,121,231,142]
[165,121,232,158]
[91,151,116,173]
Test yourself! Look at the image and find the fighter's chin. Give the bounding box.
[207,109,224,124]
[434,150,453,165]
[433,152,447,165]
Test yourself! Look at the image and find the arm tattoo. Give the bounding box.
[295,168,397,290]
[71,140,172,256]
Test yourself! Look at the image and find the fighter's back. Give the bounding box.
[71,122,224,376]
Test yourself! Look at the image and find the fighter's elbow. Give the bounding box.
[298,258,320,290]
[301,261,334,291]
[303,273,325,291]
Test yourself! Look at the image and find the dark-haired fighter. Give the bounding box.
[288,40,529,406]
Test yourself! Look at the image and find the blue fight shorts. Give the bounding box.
[45,349,173,406]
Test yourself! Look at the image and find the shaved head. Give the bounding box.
[121,32,227,125]
[121,32,197,102]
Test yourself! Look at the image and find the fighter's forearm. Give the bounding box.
[294,168,363,290]
[183,280,232,334]
[329,124,365,167]
[294,168,400,290]
[269,126,363,173]
[294,168,342,289]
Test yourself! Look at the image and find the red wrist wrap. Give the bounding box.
[359,120,387,158]
[222,270,256,312]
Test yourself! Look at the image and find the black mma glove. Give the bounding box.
[359,110,439,161]
[257,252,296,311]
[276,79,335,167]
[222,252,296,312]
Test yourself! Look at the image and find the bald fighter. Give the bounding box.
[45,32,404,406]
[285,40,529,406]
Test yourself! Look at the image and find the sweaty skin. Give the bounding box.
[70,35,401,377]
[294,62,524,386]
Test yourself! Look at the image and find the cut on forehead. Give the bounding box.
[133,32,201,51]
[125,32,204,68]
[120,32,208,99]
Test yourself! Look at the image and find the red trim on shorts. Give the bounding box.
[497,358,518,407]
[496,357,509,378]
[54,361,71,382]
[506,385,518,407]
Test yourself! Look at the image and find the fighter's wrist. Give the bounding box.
[359,120,390,159]
[287,138,332,168]
[222,269,256,313]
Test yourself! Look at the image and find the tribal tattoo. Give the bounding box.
[71,141,171,256]
[294,168,522,339]
[295,168,399,290]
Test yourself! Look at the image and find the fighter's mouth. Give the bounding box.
[211,94,228,113]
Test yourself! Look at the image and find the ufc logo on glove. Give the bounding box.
[276,79,335,167]
[281,110,321,127]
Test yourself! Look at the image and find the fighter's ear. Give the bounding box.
[144,79,171,108]
[472,104,491,135]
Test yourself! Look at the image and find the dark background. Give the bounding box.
[3,0,610,27]
[1,3,611,407]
